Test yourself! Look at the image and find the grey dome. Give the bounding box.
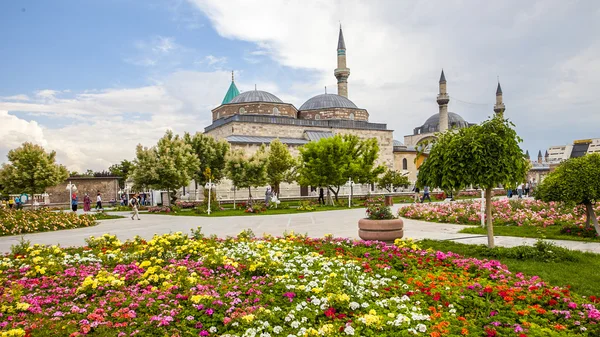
[299,94,358,110]
[420,112,469,133]
[229,90,283,104]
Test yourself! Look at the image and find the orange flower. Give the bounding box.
[554,324,566,330]
[461,328,469,335]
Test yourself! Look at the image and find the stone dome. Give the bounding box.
[299,94,358,110]
[419,112,469,133]
[229,90,283,104]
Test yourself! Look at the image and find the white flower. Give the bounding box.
[291,320,300,329]
[349,302,360,310]
[344,325,355,335]
[209,326,217,333]
[273,326,283,334]
[361,302,369,308]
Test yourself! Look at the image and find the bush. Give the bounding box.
[297,201,316,211]
[561,224,600,238]
[0,209,97,236]
[175,201,203,209]
[365,197,395,220]
[148,206,171,213]
[245,203,267,214]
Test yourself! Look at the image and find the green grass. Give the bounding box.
[159,204,366,217]
[418,239,600,297]
[93,213,125,220]
[459,225,600,242]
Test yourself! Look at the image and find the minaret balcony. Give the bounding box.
[436,93,449,105]
[334,68,350,77]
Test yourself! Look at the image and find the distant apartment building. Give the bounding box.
[546,138,600,164]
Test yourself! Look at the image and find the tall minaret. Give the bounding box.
[437,69,449,132]
[334,25,350,98]
[494,81,506,117]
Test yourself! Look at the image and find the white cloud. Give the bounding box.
[126,35,182,67]
[1,94,29,101]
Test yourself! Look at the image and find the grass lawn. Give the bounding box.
[93,213,125,220]
[459,224,600,242]
[418,239,600,297]
[157,204,366,217]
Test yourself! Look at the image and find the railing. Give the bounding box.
[204,114,388,132]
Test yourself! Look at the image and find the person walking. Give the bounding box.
[96,192,102,211]
[525,182,530,197]
[265,187,272,206]
[421,186,432,203]
[71,194,78,212]
[130,194,141,220]
[412,186,420,203]
[318,187,325,205]
[8,198,14,210]
[83,193,91,212]
[517,183,524,199]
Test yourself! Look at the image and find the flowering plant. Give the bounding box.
[148,206,172,213]
[0,209,96,236]
[365,197,395,220]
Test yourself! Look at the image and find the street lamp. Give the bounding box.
[345,177,354,208]
[204,179,216,215]
[66,181,77,208]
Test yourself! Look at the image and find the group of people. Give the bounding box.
[1,197,23,210]
[508,181,534,199]
[71,192,104,212]
[412,186,432,203]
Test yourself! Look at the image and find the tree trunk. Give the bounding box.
[585,202,600,236]
[233,187,236,210]
[248,187,253,206]
[485,187,495,248]
[329,187,339,202]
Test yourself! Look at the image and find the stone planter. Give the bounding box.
[358,218,404,243]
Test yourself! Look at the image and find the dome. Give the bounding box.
[229,90,283,104]
[299,94,358,110]
[420,112,469,132]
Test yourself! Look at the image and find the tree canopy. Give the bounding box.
[131,130,199,203]
[225,147,268,203]
[184,132,230,186]
[266,139,296,195]
[0,142,68,202]
[417,117,528,247]
[377,168,410,193]
[109,160,134,189]
[536,153,600,235]
[297,134,384,201]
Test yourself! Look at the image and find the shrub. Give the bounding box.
[0,209,97,236]
[148,206,171,213]
[297,200,316,211]
[561,224,600,238]
[365,197,395,220]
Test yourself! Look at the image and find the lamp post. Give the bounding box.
[345,177,354,208]
[66,181,77,208]
[204,179,215,215]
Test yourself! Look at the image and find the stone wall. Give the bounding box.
[212,102,297,121]
[403,132,437,147]
[297,107,368,121]
[393,151,419,183]
[45,177,119,205]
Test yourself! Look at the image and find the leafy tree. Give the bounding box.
[225,150,247,209]
[225,147,268,205]
[131,130,199,204]
[377,168,410,193]
[266,139,296,195]
[297,134,384,202]
[109,160,134,189]
[536,153,600,235]
[0,142,69,204]
[183,132,230,187]
[417,117,528,248]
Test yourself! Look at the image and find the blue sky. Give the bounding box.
[1,0,599,170]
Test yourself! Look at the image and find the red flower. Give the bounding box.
[324,307,336,318]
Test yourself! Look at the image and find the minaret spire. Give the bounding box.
[232,70,234,82]
[494,79,506,116]
[437,69,449,132]
[334,24,350,98]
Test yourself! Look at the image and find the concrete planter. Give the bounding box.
[358,218,404,243]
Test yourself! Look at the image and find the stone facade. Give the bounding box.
[393,151,419,183]
[212,102,297,121]
[45,177,119,205]
[298,107,368,121]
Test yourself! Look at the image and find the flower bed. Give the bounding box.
[0,209,97,236]
[1,231,599,336]
[399,199,600,231]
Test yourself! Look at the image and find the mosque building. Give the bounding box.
[199,26,506,198]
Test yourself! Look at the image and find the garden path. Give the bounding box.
[1,205,600,254]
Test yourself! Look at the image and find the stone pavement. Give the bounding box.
[1,206,600,254]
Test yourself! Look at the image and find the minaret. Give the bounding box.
[437,69,449,132]
[493,81,506,117]
[525,150,530,160]
[544,150,549,162]
[537,150,542,164]
[334,25,350,98]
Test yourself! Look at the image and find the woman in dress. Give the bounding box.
[83,193,91,212]
[71,194,78,212]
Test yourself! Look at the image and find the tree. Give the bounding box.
[184,132,230,187]
[377,168,410,193]
[297,134,384,202]
[109,160,134,189]
[536,153,600,235]
[225,147,268,205]
[0,142,69,205]
[416,117,528,248]
[131,130,199,204]
[266,139,296,195]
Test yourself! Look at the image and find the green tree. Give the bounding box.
[297,134,384,202]
[266,139,296,195]
[131,130,199,204]
[0,142,68,205]
[108,160,134,189]
[225,147,268,205]
[417,117,528,248]
[184,132,230,187]
[225,149,247,209]
[536,153,600,235]
[377,168,410,193]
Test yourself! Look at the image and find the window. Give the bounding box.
[216,111,220,119]
[402,158,408,170]
[239,107,246,114]
[315,114,321,120]
[349,112,355,120]
[273,107,280,115]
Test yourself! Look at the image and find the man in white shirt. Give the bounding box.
[517,183,524,199]
[96,192,102,210]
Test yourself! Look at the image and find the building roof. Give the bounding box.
[222,80,240,104]
[439,69,446,83]
[393,140,404,146]
[226,135,308,145]
[304,131,334,141]
[338,26,346,50]
[496,82,502,95]
[299,93,358,110]
[419,112,469,133]
[229,90,283,104]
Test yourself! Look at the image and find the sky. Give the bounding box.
[1,0,599,171]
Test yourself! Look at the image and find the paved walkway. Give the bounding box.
[1,206,600,254]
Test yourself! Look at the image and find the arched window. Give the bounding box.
[273,107,279,115]
[239,107,246,114]
[402,158,408,170]
[315,114,321,120]
[349,113,355,120]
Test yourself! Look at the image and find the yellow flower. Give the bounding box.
[1,328,26,337]
[139,260,151,268]
[15,302,30,311]
[241,314,255,323]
